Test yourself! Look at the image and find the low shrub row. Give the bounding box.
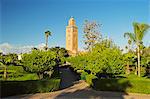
[0,79,61,97]
[92,77,150,94]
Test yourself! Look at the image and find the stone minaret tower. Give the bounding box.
[66,17,78,55]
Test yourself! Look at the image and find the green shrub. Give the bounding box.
[22,50,57,79]
[68,39,124,85]
[81,72,88,80]
[92,78,131,92]
[8,74,38,81]
[85,74,97,86]
[7,66,25,73]
[92,77,150,94]
[1,79,60,97]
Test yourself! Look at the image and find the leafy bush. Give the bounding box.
[92,78,131,92]
[92,76,150,94]
[68,39,124,85]
[22,50,57,79]
[1,79,60,97]
[0,53,19,65]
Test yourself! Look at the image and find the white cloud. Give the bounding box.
[0,43,46,54]
[36,43,46,50]
[0,43,12,49]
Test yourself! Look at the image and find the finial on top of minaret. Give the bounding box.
[69,16,75,26]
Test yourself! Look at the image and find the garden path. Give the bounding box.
[59,66,79,89]
[6,80,150,99]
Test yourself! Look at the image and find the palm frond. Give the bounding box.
[124,32,136,43]
[138,23,150,41]
[133,22,139,37]
[133,22,150,41]
[45,31,52,36]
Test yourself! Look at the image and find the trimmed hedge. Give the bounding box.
[92,77,150,94]
[92,78,131,92]
[0,79,60,97]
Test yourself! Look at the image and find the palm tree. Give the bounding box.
[45,30,51,50]
[124,22,150,77]
[124,34,133,75]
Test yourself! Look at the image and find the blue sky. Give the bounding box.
[1,0,150,52]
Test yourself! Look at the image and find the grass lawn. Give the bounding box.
[92,74,150,94]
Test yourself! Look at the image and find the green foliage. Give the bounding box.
[80,71,88,80]
[123,52,136,63]
[0,53,19,65]
[85,74,97,86]
[93,78,131,92]
[91,40,124,74]
[49,47,69,57]
[124,22,150,45]
[93,75,150,94]
[124,22,150,77]
[7,65,25,72]
[0,65,38,80]
[1,79,60,97]
[0,53,22,80]
[2,74,38,81]
[140,46,150,76]
[68,39,124,85]
[141,47,150,67]
[67,55,87,71]
[49,47,69,65]
[22,50,57,79]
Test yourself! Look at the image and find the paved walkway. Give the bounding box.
[5,80,150,99]
[59,67,79,89]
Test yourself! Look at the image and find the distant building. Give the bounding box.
[18,54,22,60]
[66,17,78,55]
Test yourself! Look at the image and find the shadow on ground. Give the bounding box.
[54,79,131,99]
[59,66,80,89]
[55,87,127,99]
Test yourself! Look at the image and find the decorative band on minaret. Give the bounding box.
[66,17,78,55]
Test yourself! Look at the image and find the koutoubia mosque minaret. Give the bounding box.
[66,17,78,55]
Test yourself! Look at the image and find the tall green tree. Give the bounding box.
[124,22,150,77]
[141,46,150,75]
[124,32,133,75]
[49,47,69,65]
[22,50,57,79]
[45,30,51,50]
[68,39,124,85]
[0,53,19,80]
[83,20,101,51]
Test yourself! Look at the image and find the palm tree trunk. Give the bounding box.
[137,45,141,77]
[135,66,137,75]
[37,72,43,79]
[45,36,48,49]
[126,61,130,75]
[4,66,7,80]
